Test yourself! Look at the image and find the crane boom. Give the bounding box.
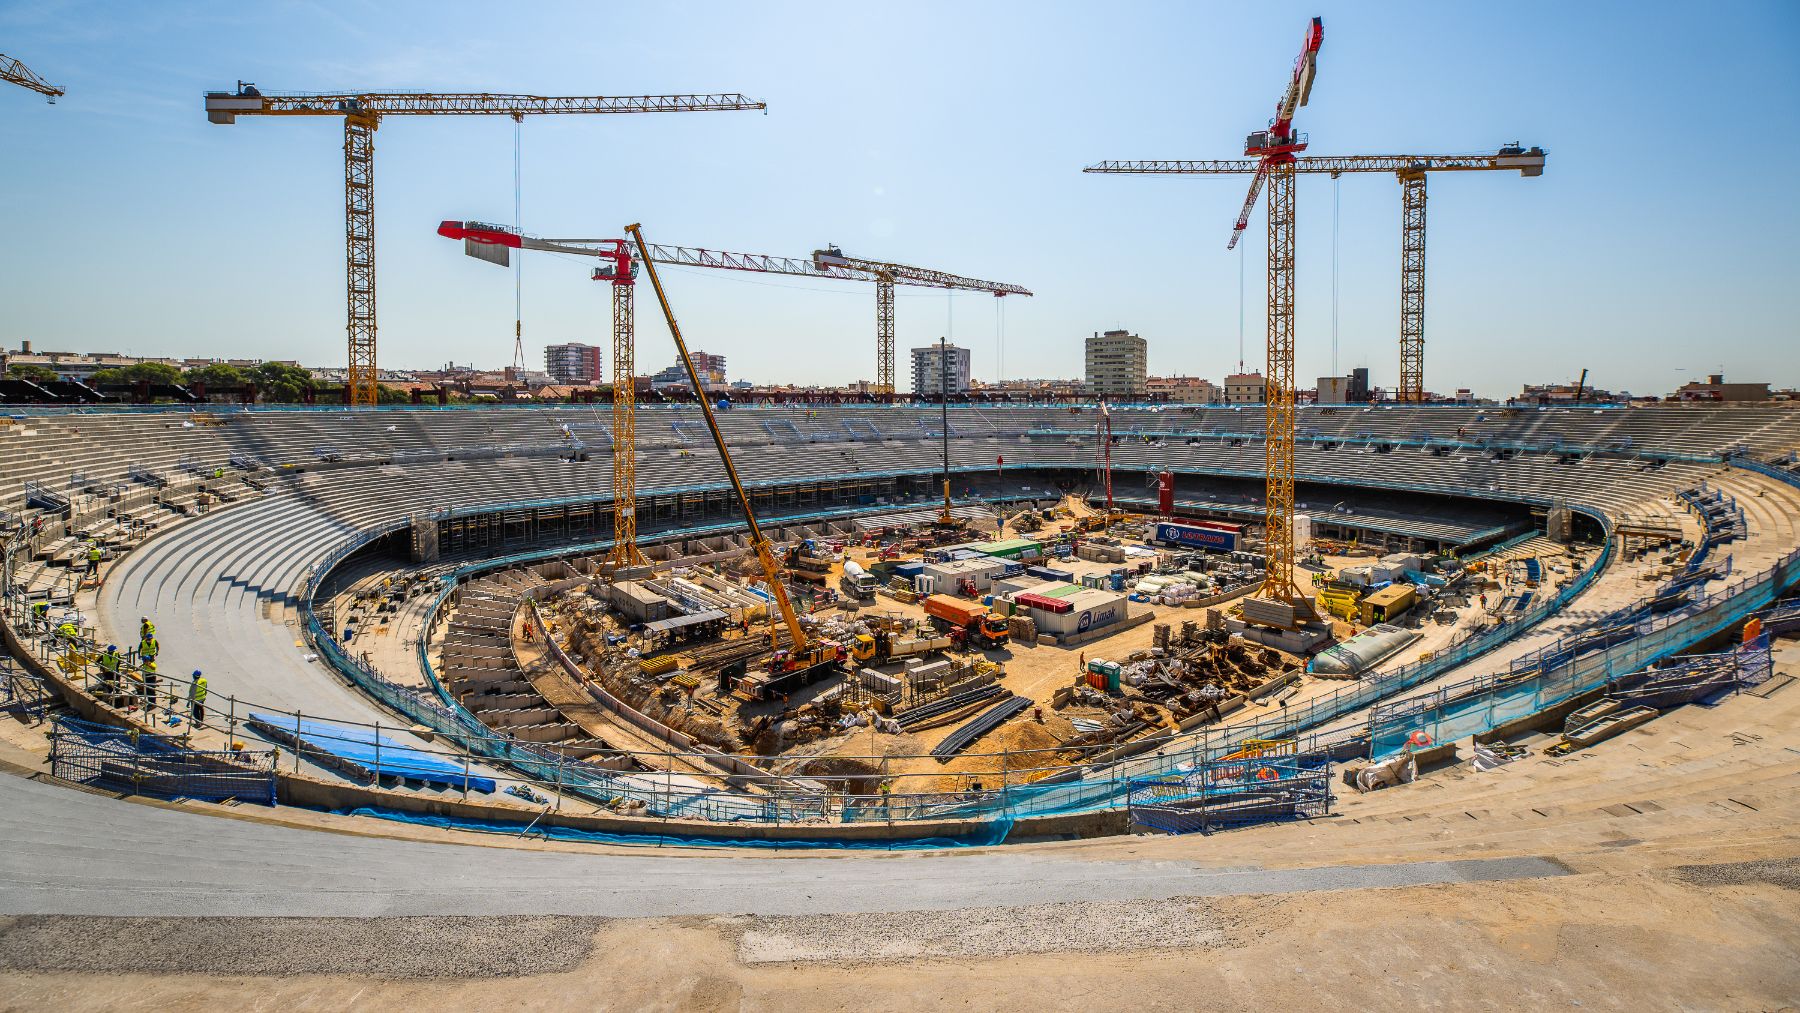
[0,53,62,100]
[436,222,1028,295]
[206,89,763,121]
[625,223,813,657]
[1084,149,1546,175]
[206,82,765,406]
[1228,17,1325,251]
[436,222,1027,396]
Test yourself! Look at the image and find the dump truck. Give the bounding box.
[838,559,878,600]
[922,593,1010,649]
[784,539,833,584]
[850,628,952,665]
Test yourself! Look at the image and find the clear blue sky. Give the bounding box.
[3,1,1797,397]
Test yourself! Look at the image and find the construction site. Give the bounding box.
[2,9,1799,1008]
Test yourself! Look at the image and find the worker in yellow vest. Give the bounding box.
[84,543,102,577]
[97,645,123,707]
[139,659,159,714]
[189,673,208,724]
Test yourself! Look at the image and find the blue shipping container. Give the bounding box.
[895,561,926,578]
[1026,566,1073,582]
[1153,523,1237,552]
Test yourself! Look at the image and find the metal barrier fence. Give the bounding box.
[1369,546,1800,756]
[1127,753,1333,835]
[48,715,277,804]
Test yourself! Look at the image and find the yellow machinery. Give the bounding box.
[1,53,62,101]
[626,224,837,673]
[205,86,764,405]
[1316,585,1361,622]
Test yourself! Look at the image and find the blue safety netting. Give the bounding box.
[250,712,496,793]
[336,805,1014,850]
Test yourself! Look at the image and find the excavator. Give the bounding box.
[625,225,844,704]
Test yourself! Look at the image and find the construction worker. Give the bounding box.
[97,645,123,707]
[55,618,80,650]
[29,599,50,632]
[189,672,207,725]
[84,542,102,577]
[139,659,159,714]
[139,617,155,642]
[138,630,159,667]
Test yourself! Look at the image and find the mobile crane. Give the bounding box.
[624,224,844,702]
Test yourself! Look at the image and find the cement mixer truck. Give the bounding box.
[838,559,879,601]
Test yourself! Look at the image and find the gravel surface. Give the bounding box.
[1671,858,1800,892]
[730,896,1260,964]
[0,915,606,978]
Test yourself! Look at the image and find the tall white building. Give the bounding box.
[910,343,971,397]
[1085,329,1147,398]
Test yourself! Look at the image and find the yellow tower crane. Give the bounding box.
[1084,147,1546,402]
[0,53,63,101]
[204,84,764,406]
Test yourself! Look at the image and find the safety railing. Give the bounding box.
[1369,546,1800,756]
[49,715,277,805]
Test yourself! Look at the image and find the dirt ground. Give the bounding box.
[5,865,1795,1011]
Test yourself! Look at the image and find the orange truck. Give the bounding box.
[922,593,1010,649]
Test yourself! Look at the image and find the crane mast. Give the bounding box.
[1243,17,1324,620]
[206,84,764,406]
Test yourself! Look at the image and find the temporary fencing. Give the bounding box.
[48,715,277,804]
[1127,752,1333,835]
[1370,545,1798,758]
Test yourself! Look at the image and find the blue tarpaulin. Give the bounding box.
[250,713,496,793]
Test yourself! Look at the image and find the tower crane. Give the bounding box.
[437,221,1028,396]
[1230,15,1324,622]
[1,53,62,101]
[205,84,765,406]
[434,220,645,568]
[1084,146,1546,402]
[810,247,1030,395]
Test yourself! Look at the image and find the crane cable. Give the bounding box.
[1331,174,1341,376]
[512,117,524,372]
[1237,241,1245,374]
[995,297,1005,386]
